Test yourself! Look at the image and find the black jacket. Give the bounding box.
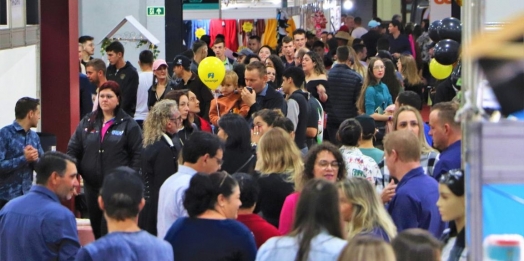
[79,73,94,119]
[147,81,177,109]
[173,72,213,121]
[288,90,309,150]
[221,147,256,175]
[362,30,381,58]
[326,64,362,126]
[248,85,288,118]
[67,109,143,188]
[106,61,139,117]
[138,135,178,235]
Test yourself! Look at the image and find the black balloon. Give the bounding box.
[451,61,462,90]
[434,39,460,65]
[428,20,442,42]
[438,17,462,42]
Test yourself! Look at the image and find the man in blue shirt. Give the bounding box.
[384,130,446,239]
[0,97,44,209]
[387,20,412,60]
[429,102,462,180]
[75,167,173,261]
[0,151,80,260]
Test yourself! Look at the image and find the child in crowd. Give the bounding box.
[209,71,250,126]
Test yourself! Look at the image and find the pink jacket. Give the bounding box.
[278,192,300,235]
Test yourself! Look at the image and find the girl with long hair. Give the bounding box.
[338,178,397,242]
[265,54,285,88]
[257,179,347,261]
[255,128,303,227]
[138,100,180,235]
[349,47,367,78]
[302,51,328,103]
[217,113,255,174]
[279,143,347,234]
[381,58,402,101]
[398,54,425,99]
[356,58,393,144]
[258,45,274,62]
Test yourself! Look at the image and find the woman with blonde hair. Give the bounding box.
[338,236,397,261]
[302,51,329,102]
[138,99,181,235]
[392,106,438,175]
[398,54,425,98]
[349,47,367,78]
[379,105,439,203]
[338,178,397,242]
[255,127,303,227]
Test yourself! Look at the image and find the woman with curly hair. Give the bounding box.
[278,142,347,234]
[138,99,181,235]
[265,54,286,88]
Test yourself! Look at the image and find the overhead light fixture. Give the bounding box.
[343,0,353,10]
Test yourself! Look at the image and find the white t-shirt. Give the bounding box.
[351,27,368,39]
[157,165,197,239]
[135,71,154,121]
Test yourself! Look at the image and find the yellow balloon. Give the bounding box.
[429,58,453,80]
[198,57,226,91]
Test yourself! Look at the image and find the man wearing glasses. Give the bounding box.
[384,130,446,238]
[157,131,224,238]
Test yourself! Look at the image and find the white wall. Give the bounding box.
[377,0,401,21]
[0,45,38,128]
[485,0,524,24]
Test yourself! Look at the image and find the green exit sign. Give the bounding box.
[147,6,165,16]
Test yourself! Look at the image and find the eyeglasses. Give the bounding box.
[373,65,385,70]
[169,116,182,124]
[317,160,340,169]
[213,156,223,166]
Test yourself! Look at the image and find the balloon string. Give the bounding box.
[215,91,220,120]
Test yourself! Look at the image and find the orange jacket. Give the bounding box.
[209,92,250,126]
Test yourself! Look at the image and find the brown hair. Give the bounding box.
[383,130,421,162]
[245,61,267,78]
[296,143,347,191]
[431,101,460,129]
[393,106,434,154]
[399,54,423,86]
[282,36,293,44]
[86,58,107,75]
[356,57,383,114]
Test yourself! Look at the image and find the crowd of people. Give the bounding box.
[0,14,467,261]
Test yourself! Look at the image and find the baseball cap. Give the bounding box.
[355,115,376,136]
[233,48,254,58]
[101,167,144,209]
[152,59,168,71]
[368,20,380,28]
[173,55,191,70]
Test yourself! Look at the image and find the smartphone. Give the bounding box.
[246,87,253,93]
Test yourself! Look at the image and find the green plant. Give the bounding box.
[100,37,160,59]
